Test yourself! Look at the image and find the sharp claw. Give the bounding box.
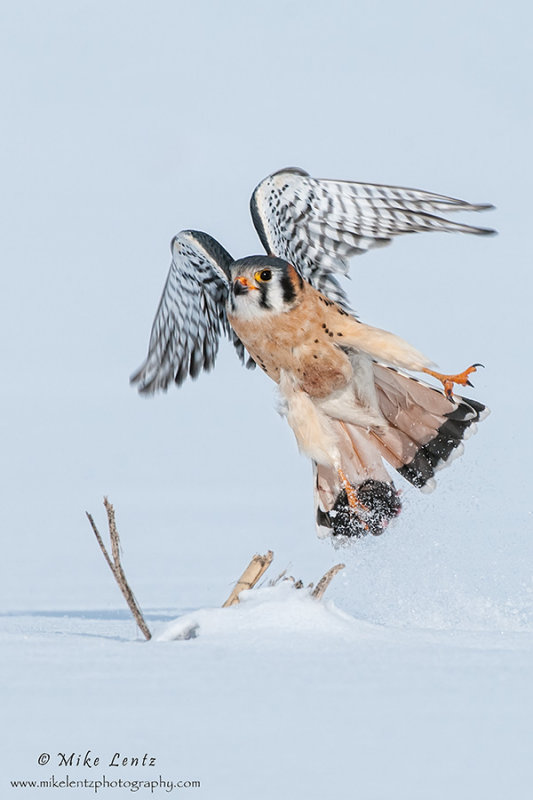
[424,362,484,398]
[338,469,368,514]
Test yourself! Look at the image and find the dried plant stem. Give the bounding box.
[312,563,345,600]
[222,550,274,608]
[268,568,288,586]
[86,497,152,640]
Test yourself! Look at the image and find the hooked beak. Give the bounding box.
[233,276,258,296]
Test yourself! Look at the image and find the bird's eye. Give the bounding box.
[255,269,272,283]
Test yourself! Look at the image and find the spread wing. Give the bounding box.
[250,167,495,308]
[131,230,252,394]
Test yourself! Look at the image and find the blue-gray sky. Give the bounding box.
[1,0,531,611]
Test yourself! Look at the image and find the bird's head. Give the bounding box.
[228,256,303,319]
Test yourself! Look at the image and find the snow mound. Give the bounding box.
[157,583,365,642]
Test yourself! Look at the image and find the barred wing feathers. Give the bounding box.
[131,230,247,394]
[251,167,495,307]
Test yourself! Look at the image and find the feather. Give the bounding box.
[251,167,495,309]
[313,364,488,538]
[130,230,252,393]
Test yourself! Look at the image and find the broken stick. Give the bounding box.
[222,550,274,608]
[86,497,152,640]
[311,563,345,600]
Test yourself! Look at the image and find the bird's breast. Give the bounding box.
[228,293,353,398]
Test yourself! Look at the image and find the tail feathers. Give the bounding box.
[313,364,488,539]
[372,364,489,492]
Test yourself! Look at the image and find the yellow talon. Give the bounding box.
[338,469,368,513]
[423,363,483,400]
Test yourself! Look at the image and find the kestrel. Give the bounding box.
[132,167,493,539]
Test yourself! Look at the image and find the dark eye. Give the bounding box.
[254,269,272,283]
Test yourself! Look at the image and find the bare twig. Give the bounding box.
[86,511,115,573]
[268,568,288,586]
[86,498,152,640]
[105,497,121,570]
[312,563,345,600]
[222,550,274,608]
[87,492,345,642]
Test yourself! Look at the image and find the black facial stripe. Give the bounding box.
[259,283,271,309]
[280,273,296,303]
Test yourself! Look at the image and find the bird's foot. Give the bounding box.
[336,469,370,535]
[338,469,367,511]
[330,477,402,538]
[423,363,483,400]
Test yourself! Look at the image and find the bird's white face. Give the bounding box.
[228,257,302,321]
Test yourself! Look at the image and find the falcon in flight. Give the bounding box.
[132,167,493,539]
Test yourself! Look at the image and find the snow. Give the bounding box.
[158,583,361,640]
[2,584,532,799]
[2,0,533,797]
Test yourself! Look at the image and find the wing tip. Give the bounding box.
[129,365,144,389]
[129,363,172,396]
[469,225,498,236]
